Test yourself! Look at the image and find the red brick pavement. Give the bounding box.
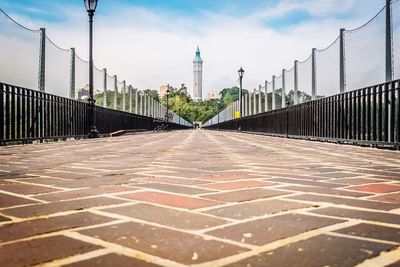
[0,130,399,266]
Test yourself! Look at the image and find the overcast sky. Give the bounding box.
[0,0,388,97]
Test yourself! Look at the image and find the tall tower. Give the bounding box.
[193,46,203,101]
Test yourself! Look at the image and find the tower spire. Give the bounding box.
[193,46,203,101]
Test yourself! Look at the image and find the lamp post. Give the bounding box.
[238,67,245,131]
[84,0,99,138]
[178,106,181,125]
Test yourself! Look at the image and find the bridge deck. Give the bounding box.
[0,130,399,267]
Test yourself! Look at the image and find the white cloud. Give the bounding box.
[0,0,390,98]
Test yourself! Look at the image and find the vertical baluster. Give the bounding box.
[0,84,4,142]
[16,87,21,140]
[362,88,367,140]
[5,85,10,141]
[21,88,26,140]
[390,82,395,143]
[357,89,362,141]
[378,85,383,142]
[372,86,377,141]
[11,86,16,141]
[366,87,371,141]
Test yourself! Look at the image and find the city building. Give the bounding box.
[159,84,169,98]
[193,46,203,101]
[206,91,219,100]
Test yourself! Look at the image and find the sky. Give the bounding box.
[0,0,389,97]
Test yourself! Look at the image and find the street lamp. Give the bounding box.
[238,67,245,131]
[178,106,181,125]
[84,0,99,138]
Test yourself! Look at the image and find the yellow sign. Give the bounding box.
[235,111,241,119]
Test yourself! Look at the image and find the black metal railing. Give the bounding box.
[206,80,400,149]
[0,82,189,145]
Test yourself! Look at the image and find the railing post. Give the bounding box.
[272,75,276,110]
[135,89,138,114]
[129,85,132,113]
[253,89,256,114]
[244,93,247,117]
[282,69,286,108]
[114,75,117,110]
[294,60,299,105]
[312,48,317,100]
[70,48,76,99]
[386,0,393,82]
[265,81,268,112]
[122,81,126,111]
[248,91,252,116]
[39,28,46,92]
[258,85,262,113]
[339,28,346,93]
[103,68,107,107]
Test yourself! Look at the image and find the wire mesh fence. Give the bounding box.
[206,0,398,127]
[0,8,190,127]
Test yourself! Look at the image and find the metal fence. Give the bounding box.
[205,80,400,149]
[0,82,190,145]
[204,0,399,126]
[0,8,191,128]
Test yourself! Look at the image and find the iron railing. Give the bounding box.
[0,82,189,145]
[205,80,400,149]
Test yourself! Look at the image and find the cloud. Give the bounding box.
[0,0,390,98]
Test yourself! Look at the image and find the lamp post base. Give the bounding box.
[88,126,99,138]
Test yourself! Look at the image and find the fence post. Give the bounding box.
[265,81,268,112]
[253,89,257,114]
[140,93,143,115]
[135,89,138,114]
[282,69,286,108]
[272,75,276,110]
[386,0,393,82]
[114,75,117,110]
[339,28,346,93]
[39,28,46,92]
[258,85,262,113]
[248,91,252,116]
[70,48,76,99]
[294,60,299,105]
[103,68,107,107]
[312,48,317,100]
[122,81,126,111]
[129,85,132,113]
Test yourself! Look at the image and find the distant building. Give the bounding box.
[159,84,170,98]
[75,85,102,100]
[193,46,203,101]
[206,91,219,100]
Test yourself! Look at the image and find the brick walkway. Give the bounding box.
[0,130,400,267]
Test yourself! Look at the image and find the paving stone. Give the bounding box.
[79,221,248,264]
[226,235,395,267]
[335,223,400,243]
[287,194,400,211]
[347,183,400,194]
[204,199,312,220]
[207,214,344,245]
[332,178,387,185]
[1,197,126,218]
[135,183,214,195]
[370,192,400,204]
[102,203,227,230]
[35,185,138,201]
[386,260,400,267]
[118,191,221,209]
[135,176,211,185]
[309,207,400,225]
[266,178,344,188]
[0,215,10,223]
[0,212,115,243]
[199,180,273,191]
[0,235,101,267]
[64,253,162,267]
[316,172,361,179]
[0,182,59,195]
[202,188,290,203]
[0,192,38,208]
[280,185,372,197]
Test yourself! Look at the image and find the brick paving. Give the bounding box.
[0,130,399,267]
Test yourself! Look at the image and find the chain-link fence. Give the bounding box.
[0,8,191,127]
[205,0,398,127]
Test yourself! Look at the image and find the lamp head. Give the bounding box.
[238,67,245,78]
[84,0,98,13]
